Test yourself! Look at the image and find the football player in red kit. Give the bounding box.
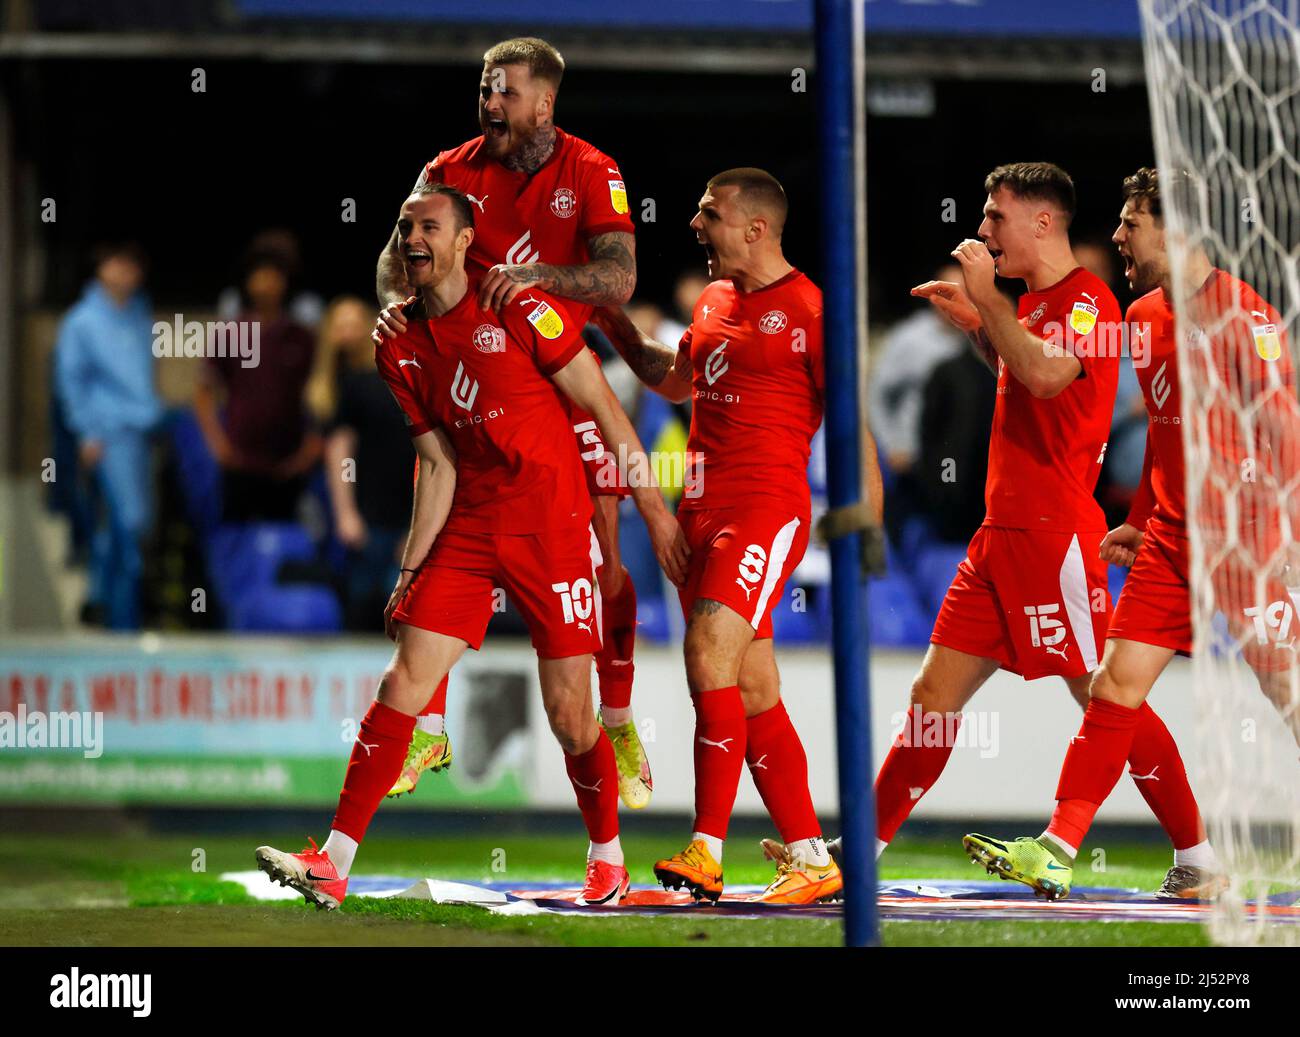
[372,37,649,808]
[853,162,1211,897]
[964,167,1300,900]
[595,168,854,905]
[256,184,687,909]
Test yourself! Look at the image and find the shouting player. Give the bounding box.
[838,162,1211,897]
[373,37,649,807]
[256,184,686,909]
[964,167,1300,900]
[595,168,849,904]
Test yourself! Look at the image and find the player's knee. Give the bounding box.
[378,658,428,714]
[683,634,726,693]
[1088,663,1130,706]
[908,673,952,715]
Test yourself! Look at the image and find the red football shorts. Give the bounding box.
[676,505,809,639]
[393,523,602,658]
[568,399,630,499]
[931,525,1110,680]
[1110,518,1296,673]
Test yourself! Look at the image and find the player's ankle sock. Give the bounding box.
[594,569,636,711]
[1038,831,1078,863]
[1127,702,1206,850]
[690,686,747,842]
[1174,840,1219,870]
[873,709,960,842]
[416,713,445,736]
[600,704,633,728]
[787,836,831,869]
[565,732,620,844]
[691,832,724,862]
[745,701,821,845]
[588,836,624,867]
[321,830,359,878]
[331,700,416,844]
[1047,698,1142,850]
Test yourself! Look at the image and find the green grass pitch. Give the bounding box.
[0,826,1209,947]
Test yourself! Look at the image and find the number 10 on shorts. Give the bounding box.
[552,579,596,631]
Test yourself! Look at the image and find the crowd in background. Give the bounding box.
[46,228,1149,638]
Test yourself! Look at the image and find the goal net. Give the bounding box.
[1139,0,1300,944]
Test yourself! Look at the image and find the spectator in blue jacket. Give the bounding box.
[53,243,162,630]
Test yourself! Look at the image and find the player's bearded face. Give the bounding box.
[1114,200,1167,294]
[479,64,546,159]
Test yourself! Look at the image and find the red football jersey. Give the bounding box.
[983,266,1121,532]
[1126,271,1296,553]
[676,269,824,516]
[375,278,592,536]
[421,128,636,327]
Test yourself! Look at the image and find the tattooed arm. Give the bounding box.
[590,305,693,403]
[478,231,637,311]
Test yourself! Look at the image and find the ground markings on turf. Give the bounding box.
[221,872,1300,923]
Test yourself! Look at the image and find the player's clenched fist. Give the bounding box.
[1099,523,1144,568]
[911,278,982,333]
[372,296,415,345]
[646,509,691,587]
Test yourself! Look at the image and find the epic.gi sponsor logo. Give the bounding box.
[506,229,540,265]
[704,339,729,385]
[450,361,478,411]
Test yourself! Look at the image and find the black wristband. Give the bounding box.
[400,567,418,575]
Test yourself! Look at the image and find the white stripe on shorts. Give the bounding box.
[589,523,605,647]
[1058,533,1099,672]
[750,517,802,630]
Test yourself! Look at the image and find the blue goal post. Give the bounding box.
[814,0,879,948]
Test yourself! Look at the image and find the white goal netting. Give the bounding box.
[1139,0,1300,944]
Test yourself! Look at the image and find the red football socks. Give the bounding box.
[1127,702,1206,850]
[420,674,449,716]
[874,710,961,843]
[565,731,620,844]
[331,700,416,842]
[594,569,637,711]
[1048,698,1142,851]
[745,701,820,844]
[691,686,748,840]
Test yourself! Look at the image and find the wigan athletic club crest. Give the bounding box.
[551,187,577,219]
[759,310,788,334]
[472,324,506,354]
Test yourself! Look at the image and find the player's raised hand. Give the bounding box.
[479,263,543,312]
[910,279,982,333]
[373,297,415,345]
[646,509,691,587]
[1100,523,1144,567]
[948,238,998,302]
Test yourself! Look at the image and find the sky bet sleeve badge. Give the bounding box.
[608,178,629,215]
[1253,322,1282,361]
[526,299,565,339]
[1069,296,1099,337]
